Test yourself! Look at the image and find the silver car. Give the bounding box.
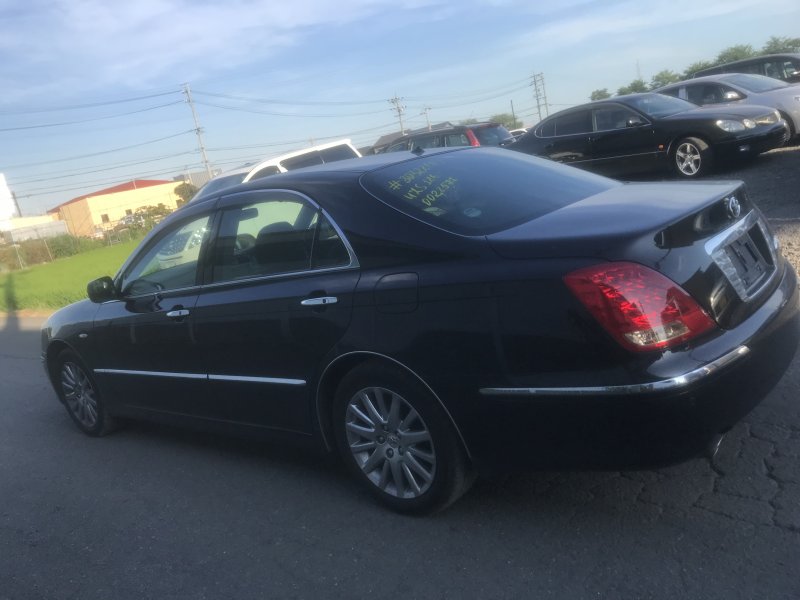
[656,73,800,141]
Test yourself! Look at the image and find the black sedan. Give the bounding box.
[510,93,789,177]
[41,148,799,513]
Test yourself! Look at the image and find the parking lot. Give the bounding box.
[1,147,799,600]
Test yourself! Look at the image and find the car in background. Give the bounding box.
[117,214,146,228]
[190,139,361,203]
[656,73,800,141]
[508,127,528,141]
[41,147,799,513]
[691,53,800,84]
[382,122,514,153]
[509,93,788,177]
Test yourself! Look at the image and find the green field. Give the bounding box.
[1,239,140,312]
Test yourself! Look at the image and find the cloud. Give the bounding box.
[509,0,799,52]
[0,0,447,101]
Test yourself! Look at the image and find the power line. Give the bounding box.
[18,163,205,199]
[193,90,389,106]
[1,130,196,170]
[0,90,182,115]
[0,101,184,132]
[427,82,531,111]
[10,151,198,185]
[195,100,388,118]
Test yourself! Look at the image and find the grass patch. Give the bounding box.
[1,239,140,312]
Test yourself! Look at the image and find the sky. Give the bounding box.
[1,0,798,216]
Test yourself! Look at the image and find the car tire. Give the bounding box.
[673,137,712,177]
[333,361,474,514]
[54,349,117,436]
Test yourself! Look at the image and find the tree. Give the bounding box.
[489,113,522,129]
[762,35,800,53]
[135,204,173,229]
[683,60,715,78]
[459,118,479,125]
[649,70,681,90]
[590,88,611,101]
[715,44,756,65]
[174,182,198,206]
[616,78,647,96]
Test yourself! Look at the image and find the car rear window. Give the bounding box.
[318,144,360,162]
[360,149,617,236]
[472,125,512,145]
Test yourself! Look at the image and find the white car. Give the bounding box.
[191,139,361,203]
[656,73,800,141]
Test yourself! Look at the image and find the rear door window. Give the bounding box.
[593,106,639,131]
[554,110,592,136]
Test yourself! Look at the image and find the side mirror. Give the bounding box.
[87,276,117,303]
[723,91,743,101]
[626,116,646,127]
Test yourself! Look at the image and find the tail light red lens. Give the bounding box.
[564,262,716,352]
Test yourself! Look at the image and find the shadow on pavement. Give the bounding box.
[2,272,19,333]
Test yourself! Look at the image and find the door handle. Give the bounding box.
[300,296,338,306]
[166,309,190,318]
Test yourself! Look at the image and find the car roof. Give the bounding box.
[392,122,503,138]
[662,73,782,86]
[242,138,360,178]
[185,148,466,207]
[694,53,800,72]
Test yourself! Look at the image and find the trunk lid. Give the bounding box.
[487,181,782,329]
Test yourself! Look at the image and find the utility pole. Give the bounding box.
[421,107,432,131]
[11,191,21,218]
[183,83,213,179]
[530,73,549,123]
[389,96,406,133]
[510,100,517,127]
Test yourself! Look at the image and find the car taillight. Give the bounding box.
[564,262,716,352]
[466,130,480,146]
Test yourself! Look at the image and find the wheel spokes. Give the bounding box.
[345,386,437,499]
[60,362,98,429]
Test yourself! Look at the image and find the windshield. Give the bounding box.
[724,73,788,92]
[624,94,695,118]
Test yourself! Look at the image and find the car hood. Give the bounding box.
[662,103,778,121]
[486,180,742,259]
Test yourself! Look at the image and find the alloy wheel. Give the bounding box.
[675,142,702,176]
[344,386,436,499]
[60,362,99,430]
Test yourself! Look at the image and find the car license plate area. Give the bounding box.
[723,224,774,298]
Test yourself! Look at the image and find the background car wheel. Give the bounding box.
[333,362,474,514]
[54,349,117,436]
[673,137,712,177]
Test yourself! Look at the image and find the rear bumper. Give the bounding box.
[468,264,800,472]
